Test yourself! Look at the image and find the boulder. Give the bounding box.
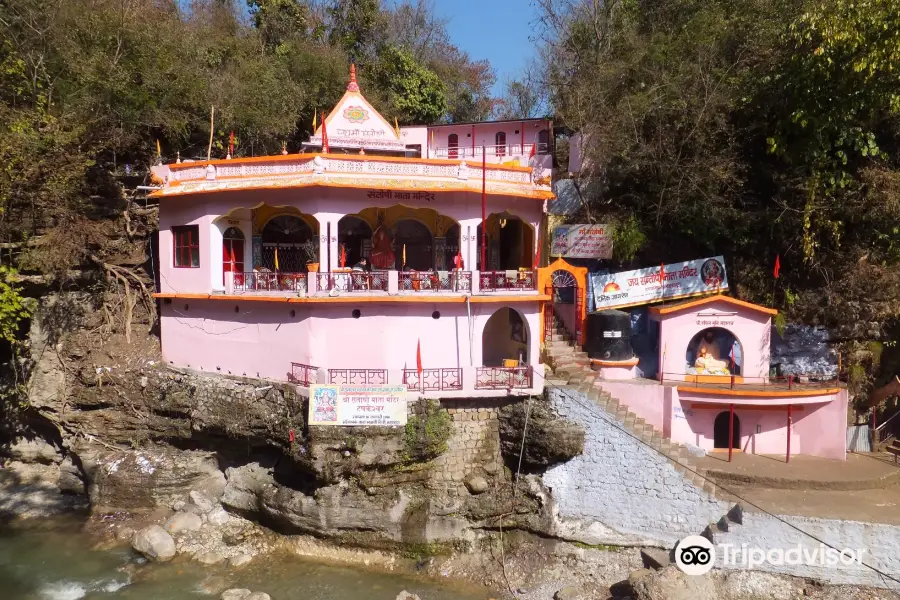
[631,565,717,600]
[465,475,489,495]
[720,570,802,600]
[196,551,225,565]
[246,594,271,600]
[132,525,176,562]
[5,438,61,464]
[499,402,585,471]
[554,586,584,600]
[395,593,422,600]
[115,527,135,543]
[208,507,231,526]
[229,554,253,568]
[165,511,203,534]
[221,589,252,600]
[190,490,217,514]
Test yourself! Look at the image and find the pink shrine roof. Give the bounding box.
[305,65,406,152]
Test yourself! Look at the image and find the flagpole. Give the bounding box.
[481,146,487,271]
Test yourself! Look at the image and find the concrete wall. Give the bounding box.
[544,387,728,546]
[159,299,544,396]
[543,385,899,588]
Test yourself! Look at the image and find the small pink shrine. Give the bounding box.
[588,295,847,460]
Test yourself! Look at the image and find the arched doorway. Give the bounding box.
[686,327,742,376]
[441,223,461,270]
[714,411,740,449]
[495,131,507,156]
[338,215,373,267]
[537,258,588,349]
[482,307,529,367]
[222,227,245,284]
[549,269,581,344]
[476,213,534,271]
[261,215,314,272]
[448,133,459,159]
[393,219,433,271]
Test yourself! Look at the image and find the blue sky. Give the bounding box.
[395,0,541,96]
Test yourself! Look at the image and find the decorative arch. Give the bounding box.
[479,306,532,367]
[685,326,744,381]
[537,258,588,347]
[476,212,536,270]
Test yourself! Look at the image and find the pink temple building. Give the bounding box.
[150,66,555,398]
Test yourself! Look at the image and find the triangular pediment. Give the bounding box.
[309,65,404,152]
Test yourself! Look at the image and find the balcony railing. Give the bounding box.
[329,369,388,385]
[399,271,473,292]
[288,362,318,386]
[403,368,463,391]
[317,270,389,292]
[432,143,550,160]
[232,272,307,292]
[475,366,533,390]
[479,270,537,292]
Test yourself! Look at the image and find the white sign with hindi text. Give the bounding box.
[592,256,728,310]
[309,384,408,427]
[551,224,613,259]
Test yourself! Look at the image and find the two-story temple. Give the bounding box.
[150,66,557,397]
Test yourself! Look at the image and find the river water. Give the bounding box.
[0,522,487,600]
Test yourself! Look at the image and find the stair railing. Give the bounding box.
[875,408,900,445]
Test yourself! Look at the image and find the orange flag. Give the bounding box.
[416,339,423,376]
[659,263,665,284]
[774,254,781,279]
[321,111,329,153]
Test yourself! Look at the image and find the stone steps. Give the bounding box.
[545,335,730,502]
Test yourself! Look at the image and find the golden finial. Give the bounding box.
[347,63,360,92]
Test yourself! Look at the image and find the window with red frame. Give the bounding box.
[173,225,200,268]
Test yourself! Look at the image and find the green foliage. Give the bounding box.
[539,0,900,329]
[0,267,30,345]
[403,400,452,462]
[373,46,447,125]
[611,215,646,263]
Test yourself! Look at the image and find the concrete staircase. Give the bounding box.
[543,317,718,496]
[544,316,746,552]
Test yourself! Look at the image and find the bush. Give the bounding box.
[403,400,452,462]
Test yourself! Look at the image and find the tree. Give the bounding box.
[373,45,447,125]
[248,0,311,51]
[326,0,384,64]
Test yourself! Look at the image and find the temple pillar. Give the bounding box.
[315,215,342,272]
[459,217,481,272]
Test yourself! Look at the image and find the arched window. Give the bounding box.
[261,215,314,272]
[223,227,245,283]
[495,131,507,157]
[448,133,459,159]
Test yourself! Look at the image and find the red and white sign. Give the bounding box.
[592,256,728,310]
[551,224,613,259]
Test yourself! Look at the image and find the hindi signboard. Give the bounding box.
[592,256,728,310]
[551,224,613,259]
[309,384,407,427]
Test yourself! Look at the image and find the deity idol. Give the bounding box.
[369,226,395,269]
[695,348,728,372]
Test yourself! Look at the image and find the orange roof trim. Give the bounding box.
[650,294,778,316]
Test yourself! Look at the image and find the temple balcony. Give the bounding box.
[220,269,540,298]
[289,363,538,398]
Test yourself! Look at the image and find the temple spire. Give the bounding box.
[347,63,360,92]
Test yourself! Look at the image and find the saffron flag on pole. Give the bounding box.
[274,247,280,271]
[659,263,665,284]
[774,254,781,279]
[321,111,329,153]
[416,339,423,376]
[528,142,536,160]
[312,110,317,131]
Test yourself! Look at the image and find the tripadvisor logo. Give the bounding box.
[674,535,868,575]
[674,536,715,575]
